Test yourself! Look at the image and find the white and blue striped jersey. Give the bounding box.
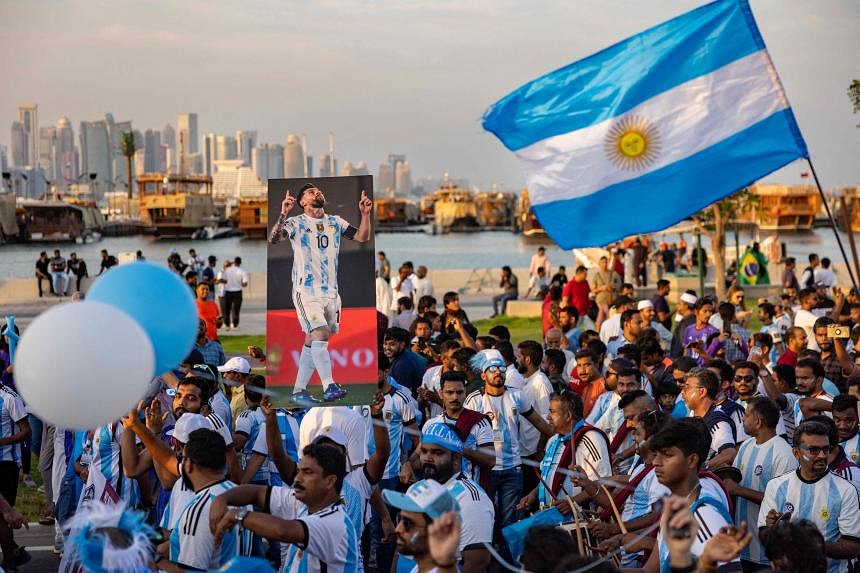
[159,468,195,532]
[251,409,301,486]
[841,432,860,466]
[519,371,553,457]
[464,388,535,470]
[85,423,140,507]
[284,213,353,298]
[538,424,611,506]
[420,365,444,419]
[734,435,797,564]
[169,480,251,570]
[657,496,738,573]
[759,470,860,573]
[736,395,786,437]
[236,407,268,483]
[381,386,417,479]
[424,412,493,480]
[793,391,833,427]
[343,467,375,542]
[0,385,27,464]
[620,464,668,568]
[268,486,359,573]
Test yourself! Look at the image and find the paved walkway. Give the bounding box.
[11,523,61,572]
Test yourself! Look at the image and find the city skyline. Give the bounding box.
[1,1,858,188]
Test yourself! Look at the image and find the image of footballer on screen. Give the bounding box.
[268,179,373,405]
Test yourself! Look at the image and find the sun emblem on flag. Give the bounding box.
[605,115,662,171]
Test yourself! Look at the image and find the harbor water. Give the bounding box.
[0,226,852,280]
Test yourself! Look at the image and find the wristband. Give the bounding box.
[669,564,695,573]
[371,413,383,420]
[432,559,457,568]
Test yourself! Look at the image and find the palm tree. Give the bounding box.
[119,131,136,200]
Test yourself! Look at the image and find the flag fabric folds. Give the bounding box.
[482,0,808,249]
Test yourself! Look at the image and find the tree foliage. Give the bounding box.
[850,79,860,126]
[691,189,758,300]
[119,131,136,200]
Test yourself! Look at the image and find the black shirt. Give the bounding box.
[35,258,49,276]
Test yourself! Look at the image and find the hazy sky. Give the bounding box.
[1,0,858,189]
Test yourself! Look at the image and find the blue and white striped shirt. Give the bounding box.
[465,388,535,470]
[252,408,301,486]
[734,435,797,564]
[760,470,860,573]
[381,386,416,479]
[236,407,268,483]
[0,385,27,464]
[284,213,353,298]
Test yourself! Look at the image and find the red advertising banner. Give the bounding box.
[266,307,378,386]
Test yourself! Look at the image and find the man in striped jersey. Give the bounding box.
[833,394,860,465]
[463,349,552,536]
[416,423,493,573]
[759,420,860,573]
[724,396,797,570]
[161,429,251,571]
[807,415,860,491]
[518,391,610,514]
[269,183,373,405]
[645,418,740,572]
[0,383,29,571]
[211,443,359,573]
[681,368,738,469]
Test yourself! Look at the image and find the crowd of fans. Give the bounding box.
[2,247,859,573]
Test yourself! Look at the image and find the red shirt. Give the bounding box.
[196,299,220,340]
[563,278,591,317]
[777,349,797,367]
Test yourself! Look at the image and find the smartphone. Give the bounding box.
[827,324,850,339]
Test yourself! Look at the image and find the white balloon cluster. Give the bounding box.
[13,262,198,430]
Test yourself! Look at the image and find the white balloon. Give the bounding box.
[14,301,155,430]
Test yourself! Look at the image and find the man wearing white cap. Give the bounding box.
[670,292,699,359]
[413,423,493,573]
[606,309,643,361]
[383,479,462,573]
[218,356,251,421]
[463,349,553,537]
[637,299,672,350]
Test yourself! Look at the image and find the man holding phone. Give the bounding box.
[759,420,860,573]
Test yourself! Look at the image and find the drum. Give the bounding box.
[558,522,596,556]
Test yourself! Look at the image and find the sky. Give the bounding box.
[1,0,858,189]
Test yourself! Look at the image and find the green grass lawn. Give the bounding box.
[16,456,51,523]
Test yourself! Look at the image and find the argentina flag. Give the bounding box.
[483,0,808,249]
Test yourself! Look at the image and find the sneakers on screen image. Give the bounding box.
[291,389,321,407]
[323,384,348,402]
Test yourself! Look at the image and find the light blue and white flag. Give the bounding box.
[483,0,808,249]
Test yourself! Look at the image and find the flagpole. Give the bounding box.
[808,159,859,292]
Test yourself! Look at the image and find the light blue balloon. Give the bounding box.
[87,262,197,375]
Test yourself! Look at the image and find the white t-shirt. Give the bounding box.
[215,270,227,298]
[223,265,249,292]
[464,389,534,470]
[300,407,368,467]
[424,412,493,479]
[793,308,819,351]
[519,371,553,457]
[504,367,525,391]
[421,365,444,419]
[599,314,622,345]
[444,474,494,553]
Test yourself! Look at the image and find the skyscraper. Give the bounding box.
[143,129,161,173]
[317,154,337,178]
[216,135,238,161]
[283,134,305,178]
[252,143,285,181]
[395,160,412,195]
[236,130,257,166]
[56,117,77,188]
[163,123,176,169]
[10,122,27,167]
[18,104,38,167]
[377,163,394,193]
[38,126,57,182]
[177,113,199,154]
[79,120,112,199]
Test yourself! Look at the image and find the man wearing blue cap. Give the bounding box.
[383,479,461,573]
[463,349,553,537]
[413,423,494,573]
